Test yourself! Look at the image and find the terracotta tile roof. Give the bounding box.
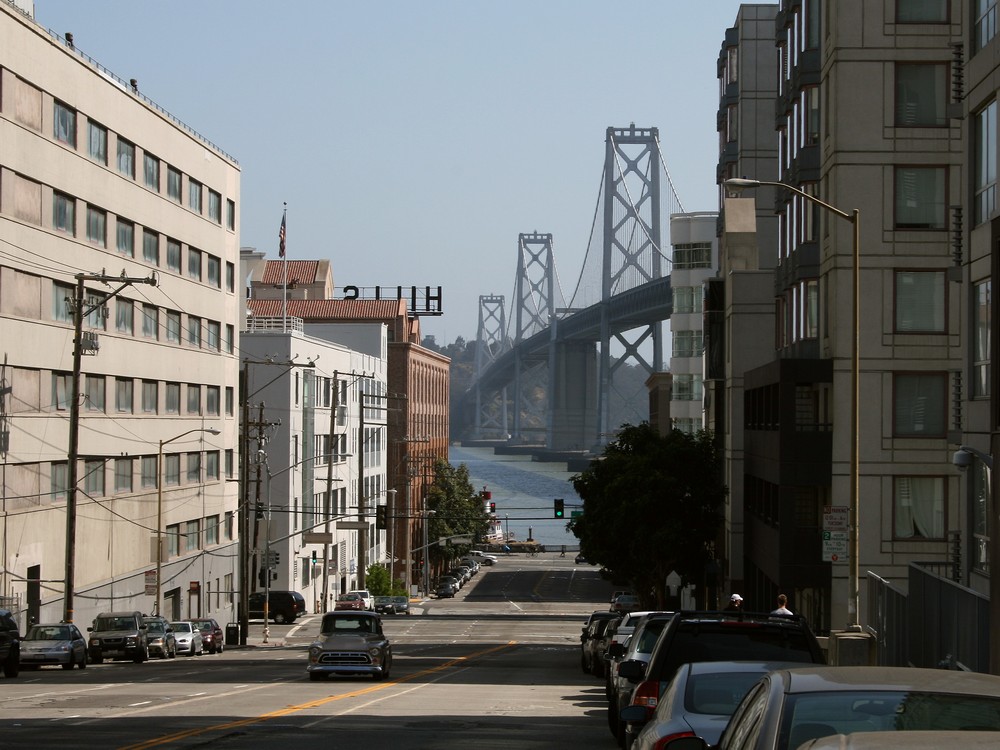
[261,260,321,285]
[247,298,407,321]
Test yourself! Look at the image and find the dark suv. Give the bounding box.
[617,611,825,747]
[88,611,148,663]
[0,609,20,678]
[248,590,307,623]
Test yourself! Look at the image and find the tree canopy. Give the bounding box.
[568,423,726,607]
[425,459,488,573]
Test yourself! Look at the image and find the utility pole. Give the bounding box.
[64,271,155,624]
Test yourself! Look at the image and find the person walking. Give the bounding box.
[771,594,793,615]
[724,593,743,611]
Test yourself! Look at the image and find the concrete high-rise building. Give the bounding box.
[0,3,240,626]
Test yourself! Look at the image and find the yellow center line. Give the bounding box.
[117,641,517,750]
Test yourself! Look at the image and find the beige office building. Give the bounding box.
[0,3,240,627]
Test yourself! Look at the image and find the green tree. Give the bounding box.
[425,459,488,578]
[366,563,393,596]
[568,423,725,608]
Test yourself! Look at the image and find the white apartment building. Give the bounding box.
[241,317,388,614]
[669,212,719,433]
[0,3,240,626]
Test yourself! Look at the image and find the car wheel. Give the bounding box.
[78,652,87,669]
[217,641,224,654]
[4,654,19,678]
[274,612,287,624]
[309,672,325,681]
[62,660,74,671]
[92,654,103,664]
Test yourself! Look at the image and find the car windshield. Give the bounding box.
[144,621,165,634]
[660,624,818,676]
[170,623,192,633]
[392,597,408,604]
[685,671,771,715]
[338,594,359,601]
[779,690,1000,747]
[26,625,71,641]
[320,615,375,634]
[634,619,670,654]
[374,597,391,603]
[93,616,136,631]
[192,620,213,630]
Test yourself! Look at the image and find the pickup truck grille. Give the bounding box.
[319,651,372,665]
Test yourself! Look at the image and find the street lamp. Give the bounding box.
[155,427,220,617]
[725,177,861,630]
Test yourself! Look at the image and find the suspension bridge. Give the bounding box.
[460,124,688,452]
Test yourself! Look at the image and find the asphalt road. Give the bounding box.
[1,555,620,750]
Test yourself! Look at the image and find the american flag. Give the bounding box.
[278,212,286,258]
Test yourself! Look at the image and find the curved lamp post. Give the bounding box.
[725,177,861,630]
[155,427,220,617]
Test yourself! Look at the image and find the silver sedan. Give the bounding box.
[168,621,204,656]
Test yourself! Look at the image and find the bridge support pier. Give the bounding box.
[549,341,598,451]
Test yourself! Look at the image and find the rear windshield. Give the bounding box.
[660,624,818,678]
[93,616,137,631]
[635,619,671,654]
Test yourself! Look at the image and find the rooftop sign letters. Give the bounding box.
[338,285,443,317]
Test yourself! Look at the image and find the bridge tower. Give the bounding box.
[512,232,555,443]
[597,125,664,444]
[473,295,509,439]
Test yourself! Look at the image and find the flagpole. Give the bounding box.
[280,203,287,332]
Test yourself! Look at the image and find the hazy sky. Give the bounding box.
[34,0,763,344]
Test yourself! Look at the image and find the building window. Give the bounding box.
[973,459,991,572]
[142,304,159,339]
[51,462,68,501]
[189,179,203,213]
[207,321,221,350]
[54,101,76,146]
[143,229,159,265]
[185,519,201,552]
[226,387,234,416]
[86,206,106,247]
[166,524,180,556]
[143,153,160,191]
[895,63,947,127]
[893,372,946,436]
[187,384,201,415]
[897,0,949,23]
[206,385,220,416]
[85,292,105,330]
[672,331,704,358]
[227,199,236,230]
[165,382,180,414]
[141,456,158,489]
[895,270,945,332]
[188,248,202,281]
[976,101,997,225]
[225,450,234,479]
[115,377,133,413]
[52,283,72,322]
[225,324,235,354]
[165,455,180,486]
[895,166,946,229]
[85,374,105,412]
[206,452,220,482]
[88,121,107,164]
[167,166,182,202]
[208,190,222,223]
[84,460,105,497]
[116,299,134,335]
[205,514,220,545]
[53,192,75,235]
[117,138,135,178]
[115,458,133,494]
[142,380,158,413]
[166,311,181,343]
[226,262,235,293]
[894,476,945,539]
[803,86,820,145]
[166,238,182,273]
[673,374,703,402]
[975,280,992,397]
[977,0,997,51]
[186,453,202,484]
[117,218,134,256]
[207,255,221,288]
[673,418,698,435]
[188,316,202,347]
[672,242,712,269]
[673,286,703,314]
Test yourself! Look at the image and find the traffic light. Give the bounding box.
[375,505,387,529]
[311,549,317,565]
[489,502,496,513]
[554,498,565,518]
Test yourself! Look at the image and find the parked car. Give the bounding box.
[348,589,374,611]
[88,611,148,664]
[391,596,410,615]
[603,610,667,698]
[142,616,176,659]
[451,566,472,584]
[622,660,807,750]
[607,612,676,741]
[580,610,620,672]
[373,596,394,614]
[582,615,619,676]
[797,730,1000,750]
[469,550,498,563]
[169,621,204,656]
[191,618,224,654]
[617,611,825,748]
[661,666,1000,750]
[459,558,480,574]
[438,576,460,594]
[575,553,590,564]
[612,593,640,613]
[248,590,307,623]
[0,609,21,677]
[307,611,391,681]
[19,622,86,670]
[336,593,366,611]
[435,581,456,598]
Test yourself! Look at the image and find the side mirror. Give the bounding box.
[87,627,93,632]
[608,642,625,658]
[617,659,646,681]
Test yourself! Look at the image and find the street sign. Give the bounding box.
[451,535,473,544]
[336,521,368,530]
[303,532,333,544]
[144,570,156,596]
[571,511,582,519]
[823,506,849,532]
[822,530,848,562]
